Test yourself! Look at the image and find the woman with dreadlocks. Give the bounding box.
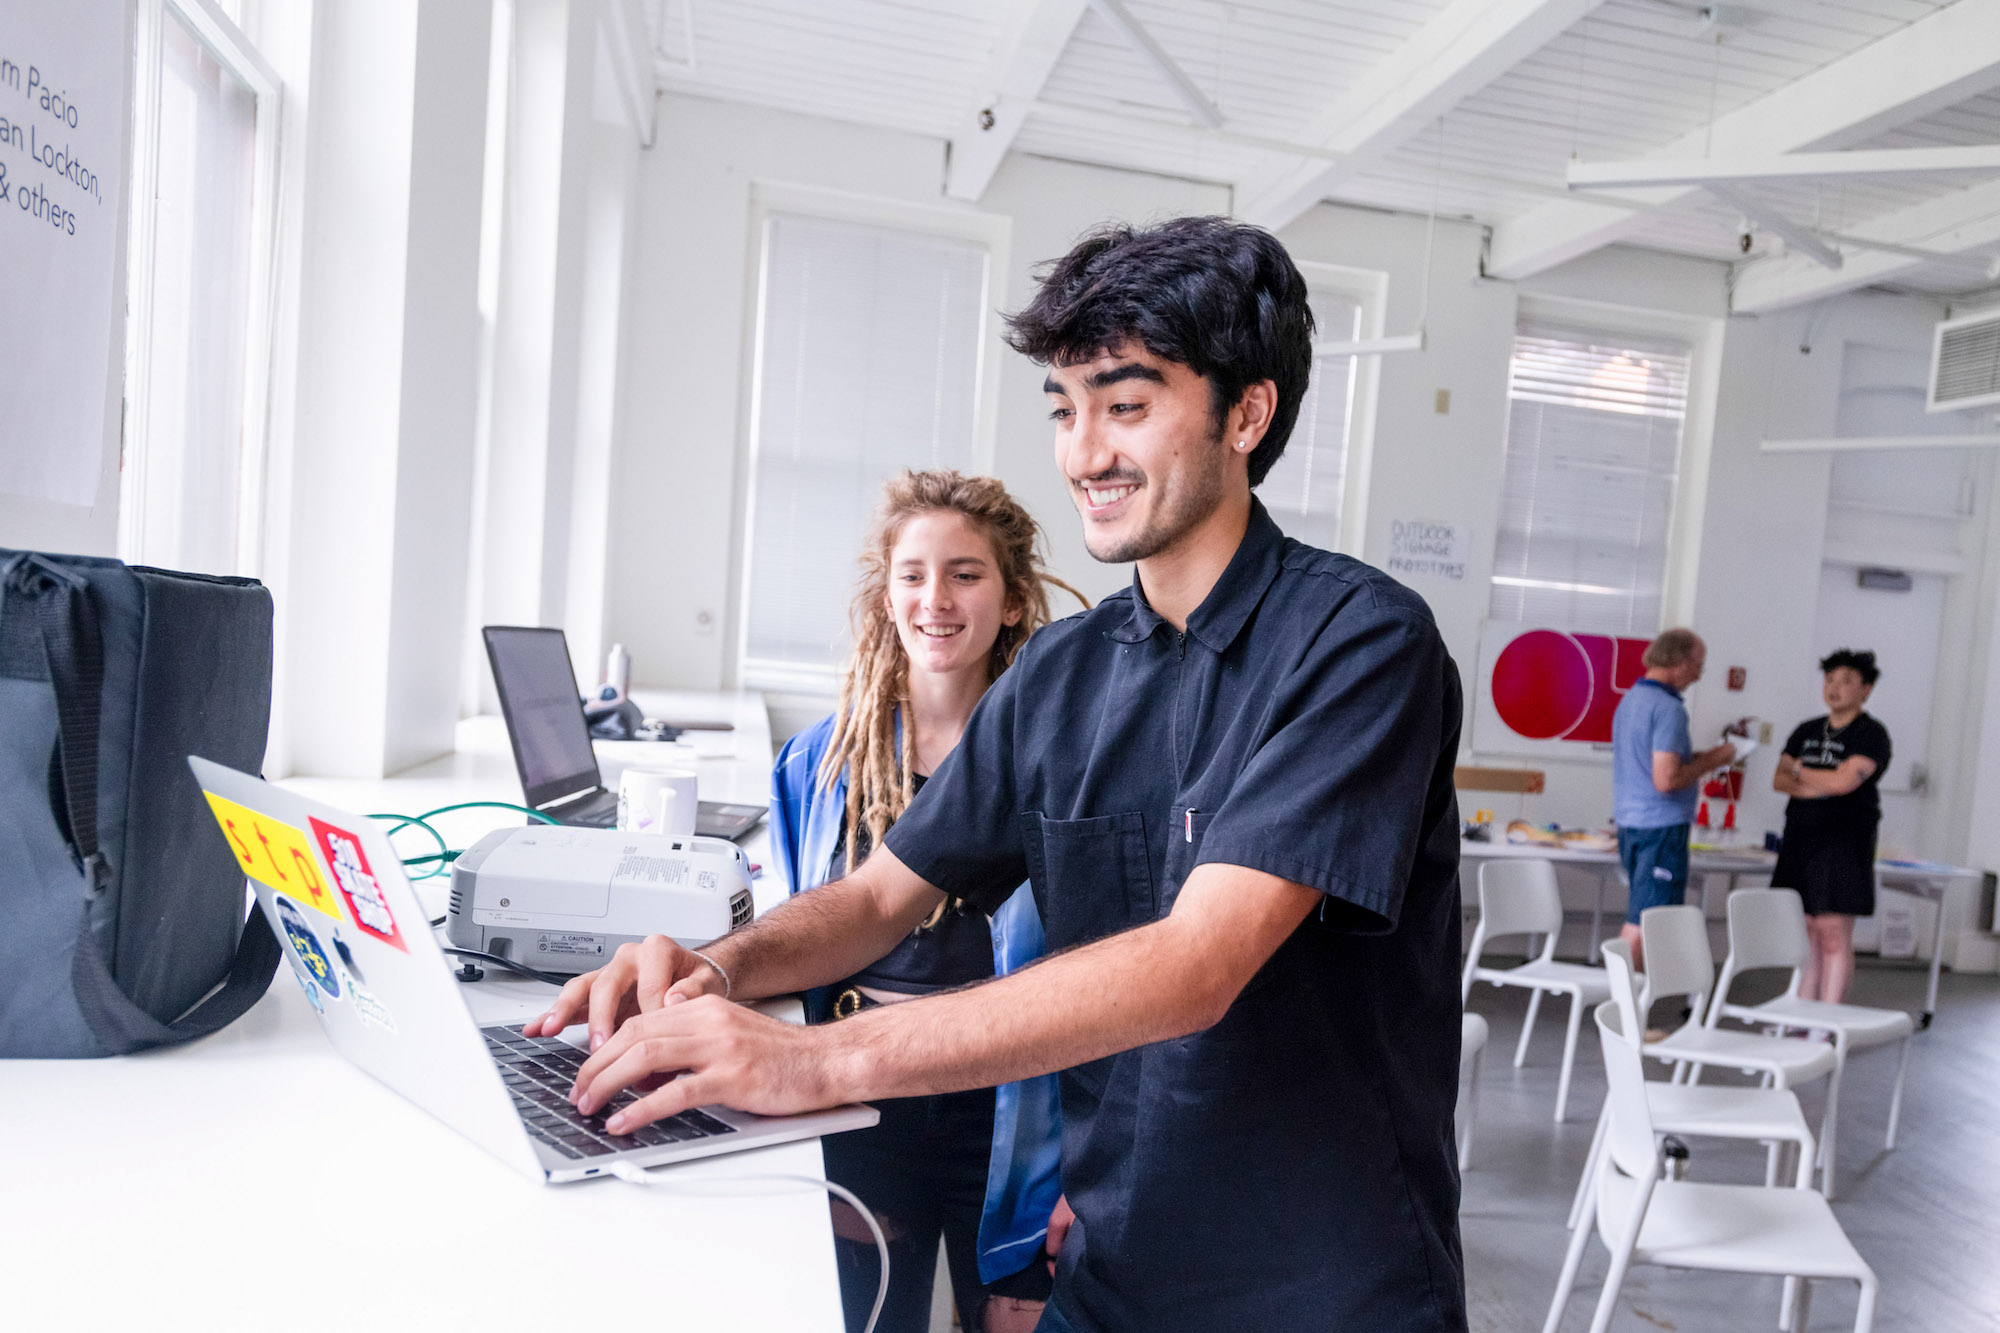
[768,470,1087,1333]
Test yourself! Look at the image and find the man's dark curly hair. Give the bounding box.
[1003,217,1315,488]
[1819,648,1879,686]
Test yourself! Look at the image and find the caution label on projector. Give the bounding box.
[536,932,606,958]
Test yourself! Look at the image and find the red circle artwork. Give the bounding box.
[1491,630,1592,739]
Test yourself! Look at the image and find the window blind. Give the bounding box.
[742,213,989,690]
[1488,322,1691,635]
[121,12,259,576]
[1257,289,1360,550]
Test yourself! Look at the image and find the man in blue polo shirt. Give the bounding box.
[1612,627,1739,968]
[529,218,1466,1331]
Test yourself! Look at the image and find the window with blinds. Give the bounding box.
[119,7,265,576]
[1488,323,1692,635]
[741,213,990,691]
[1256,289,1361,551]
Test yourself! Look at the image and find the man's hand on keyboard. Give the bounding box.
[568,994,833,1130]
[522,935,726,1052]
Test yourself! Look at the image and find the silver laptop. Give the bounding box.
[189,756,876,1183]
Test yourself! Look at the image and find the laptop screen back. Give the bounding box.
[484,627,600,807]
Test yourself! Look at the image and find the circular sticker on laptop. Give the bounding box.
[276,895,342,1000]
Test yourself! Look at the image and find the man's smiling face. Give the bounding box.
[1044,344,1231,565]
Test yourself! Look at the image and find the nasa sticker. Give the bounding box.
[276,895,341,1000]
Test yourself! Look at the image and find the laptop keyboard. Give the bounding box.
[480,1024,737,1160]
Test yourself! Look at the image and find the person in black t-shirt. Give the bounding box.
[1772,649,1891,1005]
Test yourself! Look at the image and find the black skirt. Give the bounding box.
[1772,824,1877,917]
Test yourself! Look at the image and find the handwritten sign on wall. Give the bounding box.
[0,0,128,505]
[1385,517,1467,582]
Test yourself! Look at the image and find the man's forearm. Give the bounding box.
[813,915,1226,1102]
[1664,744,1734,791]
[705,872,930,1001]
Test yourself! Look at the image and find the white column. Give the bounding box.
[277,0,492,777]
[475,0,597,662]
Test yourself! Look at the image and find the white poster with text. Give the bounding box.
[0,0,128,505]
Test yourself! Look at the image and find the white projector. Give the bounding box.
[447,825,754,974]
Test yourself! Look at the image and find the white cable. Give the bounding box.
[609,1158,889,1333]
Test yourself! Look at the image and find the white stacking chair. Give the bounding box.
[1638,906,1840,1189]
[1462,859,1611,1121]
[1543,976,1879,1333]
[1458,1012,1489,1171]
[1565,939,1817,1231]
[1708,889,1916,1200]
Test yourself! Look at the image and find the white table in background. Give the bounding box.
[1457,839,1977,1026]
[0,690,849,1331]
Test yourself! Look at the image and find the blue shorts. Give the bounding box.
[1618,823,1690,924]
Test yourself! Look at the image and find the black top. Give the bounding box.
[884,500,1467,1332]
[1782,712,1892,838]
[835,773,995,995]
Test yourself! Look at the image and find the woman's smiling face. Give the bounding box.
[886,509,1020,680]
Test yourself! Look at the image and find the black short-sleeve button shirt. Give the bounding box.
[884,501,1467,1332]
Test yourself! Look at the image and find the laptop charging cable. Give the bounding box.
[607,1158,889,1333]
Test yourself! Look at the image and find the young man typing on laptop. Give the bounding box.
[527,218,1467,1332]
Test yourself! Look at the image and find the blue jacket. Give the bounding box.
[770,713,1063,1283]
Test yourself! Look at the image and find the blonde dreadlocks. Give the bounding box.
[817,470,1088,874]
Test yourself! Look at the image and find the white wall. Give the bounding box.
[1275,206,1516,714]
[606,94,1229,692]
[570,89,2000,953]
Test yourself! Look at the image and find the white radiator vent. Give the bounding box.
[1929,306,2000,412]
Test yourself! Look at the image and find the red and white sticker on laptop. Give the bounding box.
[309,818,408,952]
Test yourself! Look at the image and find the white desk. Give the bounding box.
[1,690,848,1330]
[1459,839,1981,1027]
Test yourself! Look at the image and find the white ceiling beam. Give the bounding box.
[945,0,1092,202]
[1316,332,1427,356]
[1489,0,2000,279]
[1764,435,2000,453]
[604,0,660,148]
[1088,0,1222,128]
[1731,177,2000,313]
[1568,145,2000,191]
[1234,0,1608,233]
[1708,184,1842,269]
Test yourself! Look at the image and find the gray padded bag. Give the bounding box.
[1,550,280,1057]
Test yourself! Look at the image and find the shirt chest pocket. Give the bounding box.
[1020,811,1155,948]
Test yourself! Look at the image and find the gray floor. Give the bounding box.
[1462,954,2000,1333]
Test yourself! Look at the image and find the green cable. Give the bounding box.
[370,812,452,880]
[414,800,560,826]
[371,801,558,883]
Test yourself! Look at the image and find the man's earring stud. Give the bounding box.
[1236,440,1249,451]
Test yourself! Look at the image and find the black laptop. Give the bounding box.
[482,626,764,841]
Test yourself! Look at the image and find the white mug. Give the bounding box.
[617,766,699,836]
[653,770,700,839]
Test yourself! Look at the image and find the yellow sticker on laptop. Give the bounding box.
[201,791,347,922]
